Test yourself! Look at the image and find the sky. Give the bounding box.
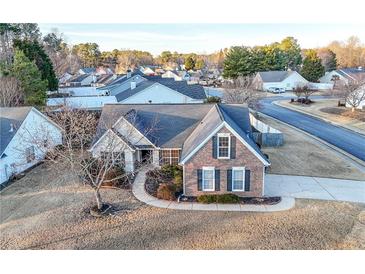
[39,24,365,56]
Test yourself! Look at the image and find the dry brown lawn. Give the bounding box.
[259,115,365,180]
[0,164,364,250]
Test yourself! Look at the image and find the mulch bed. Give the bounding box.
[179,196,281,205]
[320,107,365,121]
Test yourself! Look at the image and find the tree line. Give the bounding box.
[223,36,365,82]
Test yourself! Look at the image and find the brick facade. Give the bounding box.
[183,127,265,197]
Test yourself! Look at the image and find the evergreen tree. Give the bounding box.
[279,37,302,70]
[14,39,58,90]
[301,49,325,82]
[223,46,255,78]
[184,56,195,71]
[11,49,48,106]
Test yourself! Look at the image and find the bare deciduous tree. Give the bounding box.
[17,106,158,214]
[0,76,23,107]
[342,82,365,112]
[222,76,265,108]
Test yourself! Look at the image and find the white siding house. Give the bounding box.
[253,71,309,91]
[0,107,63,185]
[118,82,203,104]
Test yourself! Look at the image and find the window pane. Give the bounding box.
[233,170,243,180]
[219,136,229,146]
[219,148,228,157]
[203,169,214,190]
[233,179,244,190]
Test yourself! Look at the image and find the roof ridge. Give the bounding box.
[215,104,225,122]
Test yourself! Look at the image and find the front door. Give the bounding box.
[141,150,152,163]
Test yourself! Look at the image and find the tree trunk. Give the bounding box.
[352,107,355,113]
[95,189,103,210]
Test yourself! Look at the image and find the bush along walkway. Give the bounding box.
[132,166,295,212]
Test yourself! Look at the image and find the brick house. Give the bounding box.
[90,104,270,197]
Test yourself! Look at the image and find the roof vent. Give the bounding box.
[127,70,132,78]
[131,81,136,90]
[9,123,14,132]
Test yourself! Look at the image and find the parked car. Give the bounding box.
[267,87,286,93]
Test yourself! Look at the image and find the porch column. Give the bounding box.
[124,150,135,172]
[152,150,159,167]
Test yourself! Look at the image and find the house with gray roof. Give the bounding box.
[0,107,62,185]
[253,70,309,91]
[90,104,270,197]
[65,73,96,87]
[320,67,365,86]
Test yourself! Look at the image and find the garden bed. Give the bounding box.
[179,195,281,205]
[145,165,183,200]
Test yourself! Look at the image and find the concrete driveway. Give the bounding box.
[265,174,365,204]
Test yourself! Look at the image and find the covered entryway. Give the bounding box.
[140,150,152,163]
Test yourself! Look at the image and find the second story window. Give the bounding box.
[217,133,230,159]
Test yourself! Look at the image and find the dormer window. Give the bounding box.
[217,133,230,159]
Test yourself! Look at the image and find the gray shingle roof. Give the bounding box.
[68,73,92,83]
[94,104,269,165]
[144,76,206,99]
[0,107,32,156]
[94,104,214,148]
[258,71,292,82]
[80,67,96,74]
[115,81,155,102]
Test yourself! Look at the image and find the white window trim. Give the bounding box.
[232,167,245,191]
[217,133,230,159]
[202,166,215,191]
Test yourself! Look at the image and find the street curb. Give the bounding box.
[274,100,365,137]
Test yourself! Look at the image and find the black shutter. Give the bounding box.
[215,169,220,191]
[212,136,217,159]
[197,169,203,191]
[245,169,251,191]
[230,136,236,159]
[227,169,232,191]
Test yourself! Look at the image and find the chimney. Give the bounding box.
[131,81,136,90]
[9,123,14,132]
[127,69,132,78]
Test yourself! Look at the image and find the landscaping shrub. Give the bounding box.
[101,167,131,188]
[197,194,240,204]
[145,165,183,198]
[156,183,177,200]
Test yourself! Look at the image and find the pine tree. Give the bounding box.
[13,39,58,90]
[301,49,325,82]
[11,49,48,106]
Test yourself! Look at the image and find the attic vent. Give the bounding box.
[131,81,136,89]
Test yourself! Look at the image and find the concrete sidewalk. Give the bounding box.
[132,167,295,212]
[265,174,365,204]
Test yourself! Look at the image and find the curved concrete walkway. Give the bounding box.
[132,167,295,212]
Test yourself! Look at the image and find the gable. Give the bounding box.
[181,124,269,166]
[282,72,308,84]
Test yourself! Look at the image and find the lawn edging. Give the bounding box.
[132,166,295,212]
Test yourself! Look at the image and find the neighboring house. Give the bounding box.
[140,66,156,76]
[320,67,365,86]
[95,66,114,75]
[90,104,270,197]
[65,74,96,87]
[162,70,182,81]
[52,70,207,109]
[58,72,73,86]
[79,67,96,75]
[0,107,63,185]
[253,71,309,91]
[114,78,206,104]
[93,74,117,87]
